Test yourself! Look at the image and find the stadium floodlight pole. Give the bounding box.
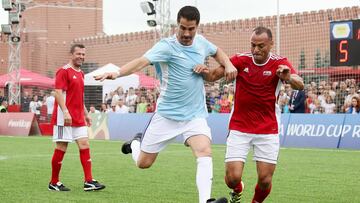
[276,0,280,55]
[140,0,171,43]
[3,0,24,105]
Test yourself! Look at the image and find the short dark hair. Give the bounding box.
[253,26,272,41]
[70,43,85,53]
[177,6,200,25]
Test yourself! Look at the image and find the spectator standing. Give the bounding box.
[46,91,55,121]
[219,94,231,113]
[29,95,42,119]
[321,95,336,114]
[0,100,8,112]
[100,103,108,113]
[117,99,129,113]
[346,96,360,114]
[89,105,100,114]
[289,89,306,113]
[125,87,137,113]
[21,91,31,112]
[344,85,359,110]
[136,96,148,113]
[211,98,221,113]
[146,94,156,113]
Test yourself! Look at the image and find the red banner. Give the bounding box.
[0,113,40,136]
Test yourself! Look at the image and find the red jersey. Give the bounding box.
[229,52,296,134]
[51,64,86,127]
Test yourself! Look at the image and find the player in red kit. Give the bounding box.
[195,26,304,202]
[48,44,105,192]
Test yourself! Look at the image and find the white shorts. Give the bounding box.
[53,125,88,143]
[225,130,280,164]
[141,113,212,153]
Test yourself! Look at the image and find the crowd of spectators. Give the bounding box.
[0,89,55,121]
[1,78,360,116]
[94,78,360,115]
[90,86,159,114]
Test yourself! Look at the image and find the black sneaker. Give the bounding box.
[48,182,70,191]
[121,133,142,154]
[207,197,228,203]
[84,179,106,191]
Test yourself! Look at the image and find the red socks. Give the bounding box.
[233,180,243,194]
[252,184,272,203]
[80,148,93,182]
[50,149,65,184]
[225,176,243,194]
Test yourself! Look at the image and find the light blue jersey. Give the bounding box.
[144,34,217,121]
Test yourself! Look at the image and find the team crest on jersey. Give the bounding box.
[243,67,249,73]
[73,75,77,79]
[263,71,272,76]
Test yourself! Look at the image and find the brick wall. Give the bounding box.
[0,5,358,78]
[0,0,103,75]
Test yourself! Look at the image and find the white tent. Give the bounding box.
[84,63,139,97]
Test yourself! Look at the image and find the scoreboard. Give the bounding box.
[330,19,360,66]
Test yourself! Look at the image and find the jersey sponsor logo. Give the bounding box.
[263,71,272,76]
[243,67,249,73]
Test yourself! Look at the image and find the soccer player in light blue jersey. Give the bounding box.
[95,6,237,203]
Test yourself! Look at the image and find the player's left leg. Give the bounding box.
[251,162,276,203]
[74,127,105,191]
[251,134,279,203]
[187,134,213,203]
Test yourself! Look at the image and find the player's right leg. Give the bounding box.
[250,134,279,203]
[121,113,179,168]
[182,117,214,203]
[225,130,252,202]
[49,130,70,192]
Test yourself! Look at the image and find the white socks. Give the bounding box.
[130,140,140,165]
[196,156,213,203]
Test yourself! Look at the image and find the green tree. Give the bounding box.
[298,49,306,69]
[322,50,330,68]
[314,49,322,68]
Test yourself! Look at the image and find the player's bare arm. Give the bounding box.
[194,64,226,82]
[54,89,72,126]
[276,64,304,90]
[93,57,151,81]
[212,47,237,82]
[84,104,91,127]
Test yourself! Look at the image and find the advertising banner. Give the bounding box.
[88,113,110,140]
[0,113,40,136]
[338,114,360,149]
[283,114,346,148]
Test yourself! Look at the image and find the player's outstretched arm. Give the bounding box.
[276,65,304,90]
[193,64,225,82]
[212,48,237,82]
[94,57,151,81]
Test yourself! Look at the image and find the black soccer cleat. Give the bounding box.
[121,133,142,154]
[207,197,228,203]
[84,179,106,191]
[48,182,71,191]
